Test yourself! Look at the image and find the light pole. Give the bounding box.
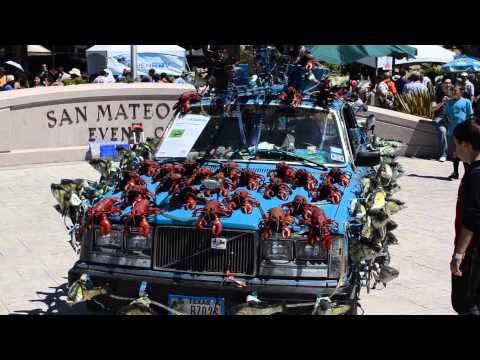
[131,45,137,81]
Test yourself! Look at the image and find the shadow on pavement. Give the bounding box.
[10,280,102,315]
[407,174,452,181]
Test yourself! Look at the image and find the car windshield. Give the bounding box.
[186,105,347,165]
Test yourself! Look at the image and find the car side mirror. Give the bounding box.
[355,150,381,167]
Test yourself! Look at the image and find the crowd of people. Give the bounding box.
[0,63,191,91]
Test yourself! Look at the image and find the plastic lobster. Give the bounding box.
[155,172,184,194]
[170,186,203,210]
[282,195,313,219]
[239,169,265,190]
[193,200,233,237]
[217,162,241,188]
[85,198,123,236]
[227,189,257,214]
[269,162,297,183]
[125,184,153,204]
[277,86,303,108]
[261,176,293,201]
[122,171,146,192]
[323,168,351,187]
[174,91,203,115]
[260,207,293,240]
[302,206,337,250]
[311,177,343,204]
[125,198,161,237]
[292,169,318,193]
[139,160,161,178]
[186,167,216,186]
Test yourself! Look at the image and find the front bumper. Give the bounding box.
[69,261,355,314]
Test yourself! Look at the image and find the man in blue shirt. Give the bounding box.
[444,85,474,179]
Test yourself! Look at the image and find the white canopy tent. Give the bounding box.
[86,45,187,77]
[27,45,51,56]
[395,45,456,65]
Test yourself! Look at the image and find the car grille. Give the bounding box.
[153,227,257,276]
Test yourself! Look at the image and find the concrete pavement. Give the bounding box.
[0,157,462,315]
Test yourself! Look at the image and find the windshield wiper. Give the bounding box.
[257,148,328,170]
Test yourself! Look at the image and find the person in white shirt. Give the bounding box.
[93,70,109,84]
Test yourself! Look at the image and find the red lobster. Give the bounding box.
[227,189,257,214]
[261,177,292,201]
[302,206,337,250]
[193,200,233,237]
[260,207,293,240]
[282,195,313,219]
[86,198,123,236]
[122,171,146,192]
[185,167,216,186]
[139,160,161,178]
[277,86,303,108]
[155,172,184,194]
[269,162,296,183]
[239,169,265,190]
[323,168,351,187]
[217,161,241,189]
[125,198,161,237]
[311,177,343,204]
[292,169,318,193]
[170,186,203,210]
[174,91,203,115]
[125,184,154,204]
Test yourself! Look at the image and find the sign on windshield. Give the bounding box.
[155,114,211,158]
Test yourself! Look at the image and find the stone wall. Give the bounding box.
[0,83,194,166]
[357,106,441,159]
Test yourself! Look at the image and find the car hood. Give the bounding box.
[107,162,363,235]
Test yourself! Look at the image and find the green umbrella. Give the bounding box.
[304,45,417,65]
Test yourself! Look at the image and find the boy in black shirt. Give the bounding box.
[450,118,480,314]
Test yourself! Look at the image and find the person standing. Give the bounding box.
[444,85,474,179]
[450,119,480,315]
[432,78,453,162]
[403,72,428,94]
[462,72,475,102]
[0,67,7,88]
[2,75,15,90]
[39,64,49,81]
[395,69,408,94]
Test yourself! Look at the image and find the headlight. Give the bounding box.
[328,236,346,278]
[262,240,293,261]
[126,229,152,250]
[94,228,123,249]
[295,241,327,261]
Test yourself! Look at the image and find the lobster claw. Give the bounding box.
[228,201,238,211]
[186,198,197,210]
[139,217,150,237]
[281,227,291,238]
[321,233,332,251]
[248,181,257,190]
[331,192,341,204]
[279,191,289,201]
[196,217,206,230]
[99,216,112,236]
[212,217,223,237]
[243,202,253,214]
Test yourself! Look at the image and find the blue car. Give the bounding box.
[62,97,401,315]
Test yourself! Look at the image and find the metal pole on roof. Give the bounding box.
[131,45,137,81]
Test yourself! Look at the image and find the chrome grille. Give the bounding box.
[153,227,257,275]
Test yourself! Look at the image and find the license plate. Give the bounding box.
[168,294,225,315]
